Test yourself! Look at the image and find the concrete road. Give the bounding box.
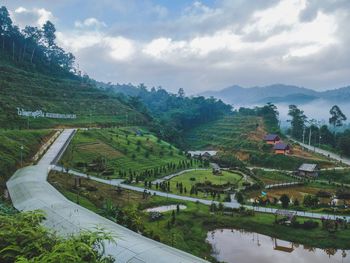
[288,137,350,166]
[7,129,208,263]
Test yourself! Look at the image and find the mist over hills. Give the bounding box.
[200,84,350,105]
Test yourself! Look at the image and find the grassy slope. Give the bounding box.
[61,127,195,179]
[49,171,350,263]
[253,169,295,185]
[0,129,53,193]
[0,63,147,129]
[185,114,334,170]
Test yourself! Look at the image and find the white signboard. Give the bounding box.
[17,108,77,119]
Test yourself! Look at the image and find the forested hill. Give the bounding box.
[0,4,231,143]
[97,82,233,145]
[0,6,149,129]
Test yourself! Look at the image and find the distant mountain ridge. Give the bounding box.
[200,84,350,105]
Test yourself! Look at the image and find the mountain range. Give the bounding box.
[200,84,350,105]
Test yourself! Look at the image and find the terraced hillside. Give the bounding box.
[0,64,148,129]
[61,127,198,181]
[184,114,335,170]
[184,114,265,151]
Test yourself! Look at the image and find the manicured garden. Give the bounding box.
[165,169,243,201]
[60,128,198,180]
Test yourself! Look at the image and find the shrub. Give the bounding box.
[0,211,114,263]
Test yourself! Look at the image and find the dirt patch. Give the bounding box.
[247,117,266,142]
[236,151,250,161]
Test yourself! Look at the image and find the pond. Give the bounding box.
[144,205,186,213]
[206,229,349,263]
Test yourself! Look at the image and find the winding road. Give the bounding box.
[7,129,208,263]
[288,137,350,166]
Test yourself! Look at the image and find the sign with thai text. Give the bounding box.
[17,108,77,119]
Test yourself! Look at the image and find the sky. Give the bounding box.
[3,0,350,94]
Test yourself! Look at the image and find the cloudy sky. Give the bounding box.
[3,0,350,94]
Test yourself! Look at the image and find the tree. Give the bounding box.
[293,198,300,207]
[256,103,279,132]
[279,194,290,208]
[171,210,176,225]
[42,21,56,48]
[23,26,42,63]
[0,6,13,51]
[235,191,244,204]
[177,88,185,98]
[329,105,347,130]
[288,105,307,140]
[303,194,319,208]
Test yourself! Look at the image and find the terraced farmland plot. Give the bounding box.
[184,114,264,150]
[61,127,196,179]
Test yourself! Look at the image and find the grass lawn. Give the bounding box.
[166,169,243,201]
[48,171,350,263]
[61,127,199,180]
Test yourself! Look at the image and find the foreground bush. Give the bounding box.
[0,210,115,263]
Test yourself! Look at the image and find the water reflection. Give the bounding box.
[206,229,349,263]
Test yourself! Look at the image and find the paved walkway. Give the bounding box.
[53,166,350,222]
[7,129,208,263]
[288,137,350,166]
[152,168,208,184]
[265,181,303,189]
[53,166,240,208]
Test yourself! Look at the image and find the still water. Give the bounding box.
[206,229,349,263]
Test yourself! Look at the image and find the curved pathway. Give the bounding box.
[7,129,208,263]
[152,168,208,184]
[53,165,350,222]
[53,165,240,208]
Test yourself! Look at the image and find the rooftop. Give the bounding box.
[264,134,280,141]
[298,163,318,172]
[188,151,217,157]
[273,142,290,150]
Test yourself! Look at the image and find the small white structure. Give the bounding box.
[188,151,217,158]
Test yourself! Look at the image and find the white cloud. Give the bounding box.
[12,7,54,28]
[57,31,103,52]
[29,0,349,93]
[74,18,106,29]
[104,36,135,61]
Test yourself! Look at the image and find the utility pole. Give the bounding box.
[302,126,306,144]
[308,126,312,146]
